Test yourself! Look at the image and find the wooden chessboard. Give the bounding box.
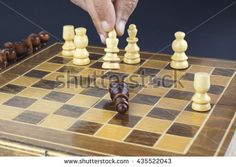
[0,43,235,156]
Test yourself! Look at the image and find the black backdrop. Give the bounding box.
[0,0,236,60]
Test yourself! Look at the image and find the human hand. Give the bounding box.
[71,0,138,43]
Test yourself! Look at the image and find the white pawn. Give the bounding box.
[62,25,75,57]
[170,31,189,69]
[192,72,211,112]
[73,27,90,66]
[102,30,120,69]
[124,24,140,64]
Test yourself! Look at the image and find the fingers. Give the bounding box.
[85,0,116,43]
[70,0,87,11]
[114,0,138,36]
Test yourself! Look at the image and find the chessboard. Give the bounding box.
[0,43,235,156]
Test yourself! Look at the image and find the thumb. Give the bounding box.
[115,0,138,36]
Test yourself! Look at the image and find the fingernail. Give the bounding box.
[99,34,106,44]
[117,20,126,35]
[101,21,111,32]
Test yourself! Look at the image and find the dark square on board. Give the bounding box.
[24,70,50,78]
[3,96,36,108]
[14,111,48,124]
[55,104,89,118]
[124,130,161,146]
[68,120,102,135]
[43,91,74,103]
[108,114,142,128]
[0,84,26,94]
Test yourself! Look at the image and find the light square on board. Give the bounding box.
[35,62,63,72]
[67,94,99,108]
[143,60,168,69]
[127,102,153,117]
[156,97,189,111]
[139,87,169,97]
[187,65,213,74]
[11,76,39,87]
[0,93,14,104]
[18,87,50,99]
[155,134,192,154]
[95,124,131,141]
[0,105,23,120]
[80,108,116,124]
[174,80,194,92]
[28,99,63,114]
[40,114,76,130]
[135,117,172,134]
[210,75,231,86]
[119,64,139,73]
[176,111,207,127]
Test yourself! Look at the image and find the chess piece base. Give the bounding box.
[73,58,90,66]
[124,57,140,64]
[102,62,120,69]
[192,102,211,112]
[62,50,74,57]
[170,60,189,69]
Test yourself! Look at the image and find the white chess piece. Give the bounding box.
[102,30,120,69]
[192,72,211,112]
[124,24,140,64]
[170,31,189,69]
[62,25,75,57]
[73,27,90,66]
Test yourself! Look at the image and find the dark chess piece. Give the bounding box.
[4,42,14,49]
[24,37,33,55]
[3,48,17,63]
[28,33,41,51]
[38,31,50,46]
[109,81,129,114]
[0,50,8,69]
[14,41,28,58]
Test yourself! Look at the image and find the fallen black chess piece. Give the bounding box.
[109,81,129,114]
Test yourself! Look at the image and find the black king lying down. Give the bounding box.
[109,81,129,114]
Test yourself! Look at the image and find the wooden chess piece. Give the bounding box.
[39,31,50,46]
[124,24,141,64]
[3,48,17,63]
[109,81,129,114]
[62,25,75,57]
[24,37,33,55]
[28,33,41,52]
[102,29,120,69]
[14,41,28,58]
[4,42,14,49]
[0,50,8,69]
[192,72,211,112]
[170,31,189,69]
[73,27,90,66]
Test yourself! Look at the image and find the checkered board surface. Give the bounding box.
[0,43,235,156]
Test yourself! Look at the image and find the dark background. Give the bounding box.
[0,0,236,60]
